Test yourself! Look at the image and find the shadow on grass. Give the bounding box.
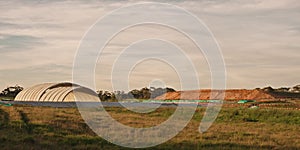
[153,142,276,150]
[9,138,292,150]
[0,108,9,127]
[17,110,34,134]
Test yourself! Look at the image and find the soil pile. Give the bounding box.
[155,89,278,100]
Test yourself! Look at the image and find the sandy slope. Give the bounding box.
[155,89,284,100]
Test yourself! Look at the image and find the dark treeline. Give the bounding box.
[1,84,299,101]
[97,87,176,101]
[259,85,300,93]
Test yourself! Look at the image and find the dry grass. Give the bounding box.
[0,105,299,149]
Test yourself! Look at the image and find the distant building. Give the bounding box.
[15,82,99,102]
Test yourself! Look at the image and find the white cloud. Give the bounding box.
[0,0,299,90]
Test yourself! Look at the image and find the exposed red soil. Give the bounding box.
[155,89,297,100]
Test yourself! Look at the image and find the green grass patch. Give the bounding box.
[0,105,299,149]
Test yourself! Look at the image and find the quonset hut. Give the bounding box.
[15,82,99,102]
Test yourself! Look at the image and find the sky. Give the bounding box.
[0,0,299,91]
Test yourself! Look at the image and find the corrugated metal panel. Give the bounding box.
[40,87,64,102]
[15,87,30,101]
[34,83,58,101]
[41,87,66,102]
[52,87,73,102]
[72,88,99,102]
[48,87,67,101]
[30,83,55,100]
[26,83,52,101]
[64,92,75,102]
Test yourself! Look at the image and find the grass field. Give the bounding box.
[0,105,299,149]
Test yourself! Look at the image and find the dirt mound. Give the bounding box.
[155,89,276,100]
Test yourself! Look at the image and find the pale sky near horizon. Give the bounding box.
[0,0,299,91]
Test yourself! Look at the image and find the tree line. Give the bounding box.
[97,87,176,101]
[1,84,299,101]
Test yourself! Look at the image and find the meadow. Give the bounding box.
[0,104,299,149]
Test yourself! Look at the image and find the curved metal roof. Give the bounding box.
[15,82,99,102]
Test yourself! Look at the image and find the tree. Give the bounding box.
[290,85,300,93]
[0,85,24,98]
[140,87,151,99]
[262,86,274,92]
[150,87,176,99]
[96,86,177,101]
[277,87,290,92]
[97,90,118,101]
[129,89,141,99]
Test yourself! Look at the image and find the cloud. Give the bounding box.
[0,22,18,29]
[0,63,72,89]
[182,0,300,15]
[0,0,299,90]
[0,34,44,52]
